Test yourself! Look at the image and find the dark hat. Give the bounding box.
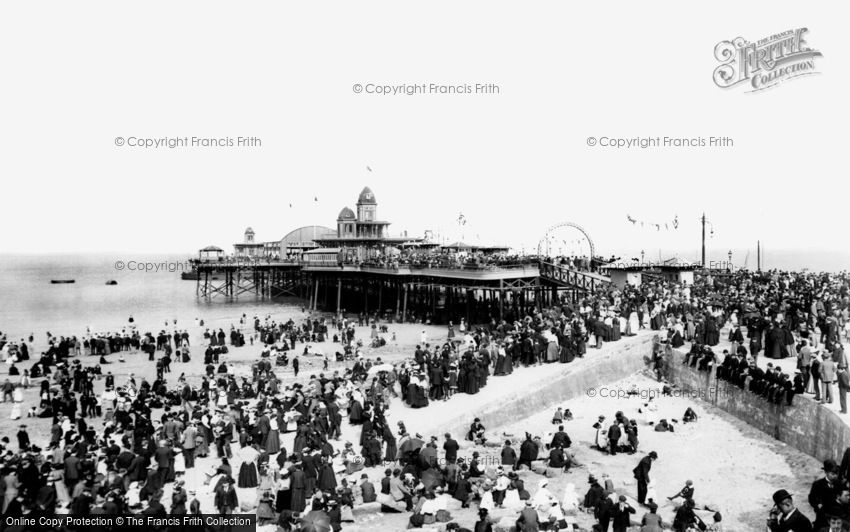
[618,495,627,502]
[649,451,658,459]
[823,459,839,473]
[772,489,792,506]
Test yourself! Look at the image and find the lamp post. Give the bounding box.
[727,250,733,271]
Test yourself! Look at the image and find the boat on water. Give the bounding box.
[50,279,75,284]
[106,280,118,285]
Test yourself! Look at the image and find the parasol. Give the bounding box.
[367,363,394,376]
[298,510,331,532]
[400,436,424,454]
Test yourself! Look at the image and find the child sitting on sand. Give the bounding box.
[667,479,695,502]
[552,407,564,425]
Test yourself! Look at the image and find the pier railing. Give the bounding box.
[538,261,611,292]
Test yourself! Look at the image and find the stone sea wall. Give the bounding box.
[438,334,659,440]
[663,347,850,463]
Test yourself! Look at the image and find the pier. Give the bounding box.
[192,259,610,324]
[192,186,614,323]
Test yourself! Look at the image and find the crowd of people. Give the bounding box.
[2,266,850,530]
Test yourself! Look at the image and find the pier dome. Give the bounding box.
[357,187,377,205]
[337,207,356,220]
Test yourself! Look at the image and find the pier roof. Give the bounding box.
[337,207,356,220]
[357,186,377,204]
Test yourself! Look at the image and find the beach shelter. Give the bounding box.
[198,245,224,261]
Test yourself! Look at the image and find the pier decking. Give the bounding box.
[190,259,610,324]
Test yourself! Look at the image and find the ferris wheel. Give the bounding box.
[537,222,596,259]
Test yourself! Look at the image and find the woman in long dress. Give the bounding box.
[497,343,514,374]
[383,423,397,463]
[289,464,306,513]
[610,316,621,341]
[265,416,281,454]
[238,444,260,488]
[275,463,292,513]
[685,313,696,341]
[546,332,559,363]
[196,417,211,458]
[628,311,640,336]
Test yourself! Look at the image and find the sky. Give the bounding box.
[0,2,847,270]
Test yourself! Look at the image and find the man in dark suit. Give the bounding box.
[360,474,376,503]
[516,500,539,530]
[633,451,657,505]
[810,460,841,515]
[550,426,571,449]
[839,448,850,486]
[517,434,538,471]
[611,495,636,532]
[813,486,850,530]
[256,412,271,447]
[769,489,813,532]
[547,444,568,469]
[443,433,459,464]
[214,477,239,515]
[153,441,173,485]
[607,422,622,456]
[380,468,392,495]
[64,452,80,492]
[838,363,850,415]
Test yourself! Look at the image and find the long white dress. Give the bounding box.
[629,312,640,334]
[503,487,523,511]
[479,491,494,512]
[562,483,579,515]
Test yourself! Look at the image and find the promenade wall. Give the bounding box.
[433,334,659,440]
[663,347,850,463]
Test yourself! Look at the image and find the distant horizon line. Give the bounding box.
[0,247,846,255]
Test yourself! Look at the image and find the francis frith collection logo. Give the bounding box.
[713,28,822,92]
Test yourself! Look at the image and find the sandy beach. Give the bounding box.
[0,317,825,531]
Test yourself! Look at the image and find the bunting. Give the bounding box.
[627,213,680,231]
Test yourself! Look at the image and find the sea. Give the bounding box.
[0,254,302,346]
